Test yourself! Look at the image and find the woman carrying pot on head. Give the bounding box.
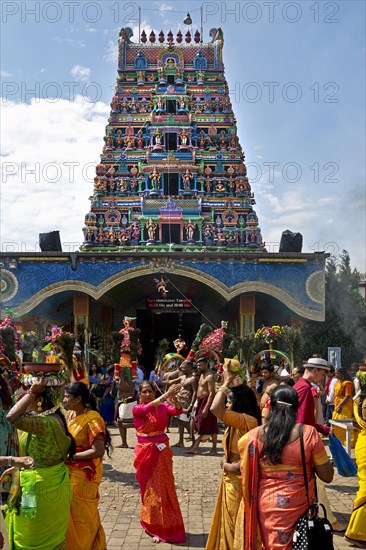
[5,379,74,550]
[63,382,112,550]
[238,385,334,550]
[206,360,261,550]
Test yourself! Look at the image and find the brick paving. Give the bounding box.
[99,426,359,549]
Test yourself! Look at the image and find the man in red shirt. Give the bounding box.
[294,356,347,532]
[294,357,330,436]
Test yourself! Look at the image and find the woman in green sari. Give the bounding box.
[5,380,74,550]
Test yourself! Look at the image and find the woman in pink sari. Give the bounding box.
[133,381,186,544]
[238,385,334,549]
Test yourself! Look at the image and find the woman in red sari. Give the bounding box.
[133,381,186,544]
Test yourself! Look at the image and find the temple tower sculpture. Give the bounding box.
[82,27,264,251]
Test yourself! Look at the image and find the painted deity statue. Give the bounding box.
[146,218,157,241]
[173,335,186,353]
[150,168,160,190]
[118,316,142,377]
[179,128,188,146]
[182,169,193,190]
[153,129,163,147]
[185,219,196,241]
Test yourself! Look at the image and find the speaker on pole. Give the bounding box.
[279,230,303,253]
[39,231,62,252]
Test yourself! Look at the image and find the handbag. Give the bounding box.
[292,425,334,550]
[328,433,357,477]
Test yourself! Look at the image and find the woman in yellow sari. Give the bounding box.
[238,385,333,550]
[206,364,261,550]
[332,368,356,447]
[345,394,366,548]
[63,382,111,550]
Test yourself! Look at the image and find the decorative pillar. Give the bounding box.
[240,295,255,336]
[73,294,90,329]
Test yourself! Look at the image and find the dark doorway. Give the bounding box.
[163,172,179,195]
[166,99,176,113]
[165,133,177,151]
[167,75,175,84]
[137,310,202,374]
[162,223,180,244]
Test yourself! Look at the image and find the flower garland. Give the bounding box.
[254,325,284,345]
[42,326,75,369]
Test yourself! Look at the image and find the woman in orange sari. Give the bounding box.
[239,385,333,550]
[63,382,111,550]
[332,367,356,446]
[133,381,186,544]
[206,364,261,550]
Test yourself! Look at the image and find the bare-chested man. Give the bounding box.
[165,359,198,447]
[257,364,279,421]
[187,356,218,454]
[162,360,184,386]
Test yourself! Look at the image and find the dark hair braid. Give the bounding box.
[260,386,298,464]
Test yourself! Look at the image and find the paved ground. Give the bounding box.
[99,425,359,549]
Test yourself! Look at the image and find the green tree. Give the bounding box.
[303,251,366,366]
[282,326,303,369]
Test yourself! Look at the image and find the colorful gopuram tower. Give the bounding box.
[82,27,264,250]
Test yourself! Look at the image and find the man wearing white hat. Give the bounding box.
[294,357,331,436]
[294,356,347,532]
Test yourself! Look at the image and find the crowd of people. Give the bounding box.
[0,352,365,549]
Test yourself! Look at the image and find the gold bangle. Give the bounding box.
[218,386,230,396]
[152,397,163,407]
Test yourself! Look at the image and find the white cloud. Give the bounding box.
[129,19,151,42]
[104,40,118,63]
[0,97,109,251]
[54,37,86,48]
[1,71,13,77]
[253,182,364,264]
[70,65,91,82]
[159,3,174,12]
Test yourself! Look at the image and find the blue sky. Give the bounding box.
[1,0,365,272]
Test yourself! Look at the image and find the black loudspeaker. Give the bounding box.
[39,231,62,252]
[279,230,303,253]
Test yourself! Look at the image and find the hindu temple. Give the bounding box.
[0,26,328,370]
[83,27,263,251]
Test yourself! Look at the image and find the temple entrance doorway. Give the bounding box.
[136,310,202,374]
